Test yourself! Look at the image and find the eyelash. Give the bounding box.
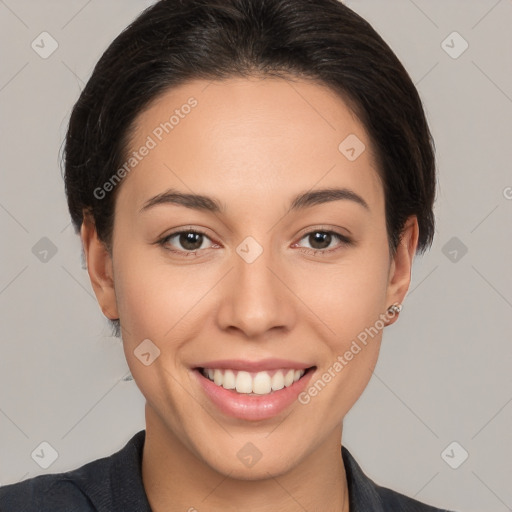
[157,226,352,258]
[293,229,353,256]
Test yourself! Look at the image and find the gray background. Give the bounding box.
[0,1,511,511]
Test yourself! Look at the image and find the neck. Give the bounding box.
[141,405,350,512]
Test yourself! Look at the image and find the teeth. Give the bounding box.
[223,369,236,389]
[213,369,223,386]
[202,367,306,395]
[235,371,253,393]
[271,371,284,391]
[284,369,295,387]
[253,372,272,394]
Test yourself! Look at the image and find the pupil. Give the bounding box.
[310,232,331,249]
[181,232,202,250]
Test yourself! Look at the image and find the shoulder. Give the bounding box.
[375,483,455,512]
[0,465,103,512]
[341,445,457,512]
[0,430,148,512]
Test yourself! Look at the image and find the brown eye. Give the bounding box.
[159,229,215,254]
[178,232,204,251]
[295,229,352,255]
[308,231,332,250]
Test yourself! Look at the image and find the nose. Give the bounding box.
[216,244,297,339]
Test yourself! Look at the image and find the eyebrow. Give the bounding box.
[139,187,369,214]
[289,187,369,212]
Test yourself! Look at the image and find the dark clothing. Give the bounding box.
[0,430,455,511]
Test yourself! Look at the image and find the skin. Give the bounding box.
[81,76,418,512]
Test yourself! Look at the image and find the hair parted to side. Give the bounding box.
[63,0,436,335]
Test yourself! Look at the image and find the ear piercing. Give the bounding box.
[386,303,402,315]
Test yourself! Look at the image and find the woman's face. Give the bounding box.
[84,76,417,478]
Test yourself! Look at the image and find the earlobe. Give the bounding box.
[384,216,419,326]
[80,212,119,320]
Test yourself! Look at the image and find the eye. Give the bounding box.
[158,228,218,255]
[293,229,352,255]
[156,227,351,257]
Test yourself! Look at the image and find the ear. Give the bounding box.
[80,211,119,320]
[384,215,419,326]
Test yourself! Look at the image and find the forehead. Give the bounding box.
[118,76,384,215]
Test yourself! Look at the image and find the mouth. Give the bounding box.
[197,367,314,395]
[192,363,316,421]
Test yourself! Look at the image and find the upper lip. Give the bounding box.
[194,358,314,372]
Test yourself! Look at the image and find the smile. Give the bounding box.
[193,359,316,420]
[201,368,306,395]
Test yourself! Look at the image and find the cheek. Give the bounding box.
[297,249,390,339]
[112,246,218,344]
[299,271,387,420]
[112,252,194,403]
[294,246,390,407]
[112,246,178,340]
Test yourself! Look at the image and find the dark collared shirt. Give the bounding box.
[0,430,456,511]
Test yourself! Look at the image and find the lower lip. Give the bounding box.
[193,368,315,421]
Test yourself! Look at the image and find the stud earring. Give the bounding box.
[386,303,402,315]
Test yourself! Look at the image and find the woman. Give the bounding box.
[0,0,456,510]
